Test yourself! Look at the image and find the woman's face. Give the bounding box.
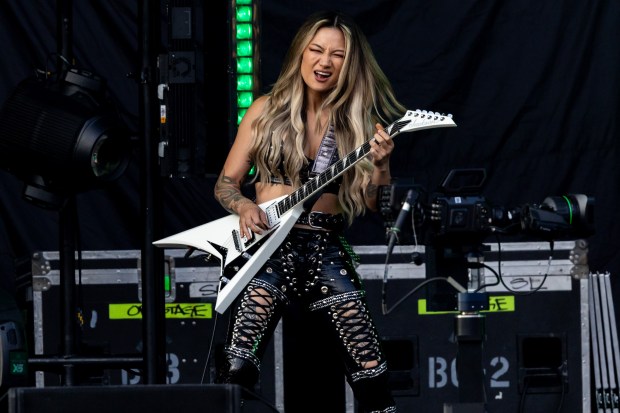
[301,27,346,95]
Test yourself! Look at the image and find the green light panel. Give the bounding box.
[237,75,253,91]
[236,40,252,57]
[233,1,256,125]
[236,24,252,40]
[237,57,253,74]
[236,6,252,22]
[237,92,253,108]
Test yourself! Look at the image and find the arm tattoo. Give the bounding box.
[215,173,252,213]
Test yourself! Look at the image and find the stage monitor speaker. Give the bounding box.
[8,384,276,413]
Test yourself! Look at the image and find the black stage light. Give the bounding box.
[0,68,130,208]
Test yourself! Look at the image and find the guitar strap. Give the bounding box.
[310,124,338,175]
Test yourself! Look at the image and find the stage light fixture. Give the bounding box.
[0,68,131,208]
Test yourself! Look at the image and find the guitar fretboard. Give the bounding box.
[265,110,454,219]
[274,140,373,217]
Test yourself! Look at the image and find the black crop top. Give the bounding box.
[264,123,341,194]
[300,157,342,194]
[264,157,341,195]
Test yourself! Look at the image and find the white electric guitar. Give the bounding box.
[154,109,456,313]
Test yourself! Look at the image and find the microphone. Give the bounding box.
[382,188,417,314]
[386,189,416,259]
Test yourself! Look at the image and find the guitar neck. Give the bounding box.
[268,119,405,218]
[276,140,372,215]
[263,110,455,220]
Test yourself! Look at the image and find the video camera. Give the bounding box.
[379,168,595,311]
[380,168,595,246]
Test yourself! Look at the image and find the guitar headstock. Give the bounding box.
[385,109,456,137]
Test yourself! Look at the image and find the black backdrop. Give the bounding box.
[0,0,618,405]
[2,1,618,292]
[1,0,618,280]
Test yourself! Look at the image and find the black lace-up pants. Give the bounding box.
[216,228,397,413]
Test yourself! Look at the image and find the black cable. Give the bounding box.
[552,361,568,413]
[200,307,219,384]
[482,234,555,296]
[473,263,501,292]
[503,240,554,296]
[198,290,281,412]
[241,388,282,413]
[556,378,566,413]
[518,377,530,413]
[519,373,566,413]
[197,255,224,386]
[382,276,461,315]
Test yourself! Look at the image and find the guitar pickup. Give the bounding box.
[232,229,255,252]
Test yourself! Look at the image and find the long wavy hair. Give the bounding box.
[249,11,406,223]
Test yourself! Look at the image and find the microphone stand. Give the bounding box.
[382,188,420,314]
[444,245,488,413]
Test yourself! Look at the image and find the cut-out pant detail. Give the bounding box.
[216,228,396,412]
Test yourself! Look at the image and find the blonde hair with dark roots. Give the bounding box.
[249,11,406,224]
